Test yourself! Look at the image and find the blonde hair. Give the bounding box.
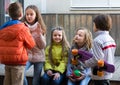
[73,27,93,50]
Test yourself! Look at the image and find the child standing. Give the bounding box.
[22,5,47,85]
[66,27,92,85]
[41,26,70,85]
[0,2,35,85]
[84,14,116,85]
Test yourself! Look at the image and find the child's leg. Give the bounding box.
[24,61,32,85]
[41,73,51,85]
[94,80,110,85]
[67,79,76,85]
[80,76,91,85]
[3,65,11,85]
[33,62,44,85]
[11,65,25,85]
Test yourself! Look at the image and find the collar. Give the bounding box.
[25,22,38,31]
[52,42,62,45]
[0,20,21,30]
[94,31,109,37]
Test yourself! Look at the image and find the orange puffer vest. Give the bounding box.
[0,23,35,65]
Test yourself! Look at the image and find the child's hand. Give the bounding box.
[68,76,76,82]
[76,75,85,81]
[73,35,78,42]
[37,23,43,35]
[53,72,60,80]
[47,70,53,76]
[31,28,41,37]
[31,24,43,37]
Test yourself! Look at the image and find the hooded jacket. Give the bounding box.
[0,22,35,65]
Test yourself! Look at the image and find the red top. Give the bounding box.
[0,23,35,65]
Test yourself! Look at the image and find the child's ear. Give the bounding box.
[19,12,23,20]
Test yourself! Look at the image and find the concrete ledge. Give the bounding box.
[0,57,120,82]
[0,64,34,77]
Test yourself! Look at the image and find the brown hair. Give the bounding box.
[8,2,23,20]
[93,14,112,31]
[22,5,47,34]
[48,26,70,65]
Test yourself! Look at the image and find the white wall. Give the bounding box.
[24,0,70,13]
[46,0,70,13]
[24,0,42,12]
[24,0,120,14]
[45,0,120,14]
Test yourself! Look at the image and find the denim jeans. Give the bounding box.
[24,61,44,85]
[41,72,64,85]
[67,75,91,85]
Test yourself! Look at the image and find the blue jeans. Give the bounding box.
[67,75,91,85]
[41,72,64,85]
[24,61,44,85]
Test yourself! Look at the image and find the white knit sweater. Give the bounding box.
[26,22,46,62]
[85,31,116,80]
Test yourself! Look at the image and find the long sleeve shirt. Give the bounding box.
[44,43,69,74]
[85,31,116,80]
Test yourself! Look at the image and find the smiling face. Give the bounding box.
[74,30,86,47]
[52,30,63,43]
[25,8,36,25]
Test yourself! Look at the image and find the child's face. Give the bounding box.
[25,8,36,25]
[52,30,63,43]
[74,30,85,46]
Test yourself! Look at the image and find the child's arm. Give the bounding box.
[85,41,103,67]
[76,75,85,81]
[66,49,73,76]
[22,27,35,49]
[54,49,69,74]
[44,46,53,70]
[31,24,46,49]
[54,59,67,74]
[34,33,46,49]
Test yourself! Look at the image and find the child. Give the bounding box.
[41,26,70,85]
[22,5,47,85]
[0,2,35,85]
[84,14,116,85]
[66,27,92,85]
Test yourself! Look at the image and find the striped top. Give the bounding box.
[85,31,116,80]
